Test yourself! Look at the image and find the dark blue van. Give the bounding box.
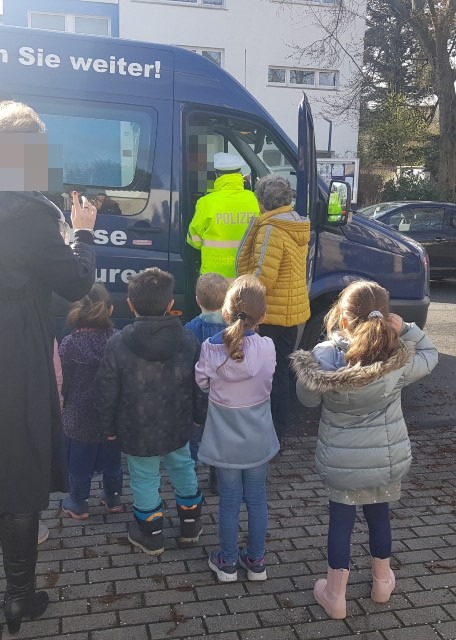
[0,26,429,346]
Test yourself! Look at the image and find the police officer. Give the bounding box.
[187,152,260,279]
[328,185,343,222]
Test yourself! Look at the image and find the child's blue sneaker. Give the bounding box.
[62,496,89,520]
[100,492,123,513]
[239,549,267,581]
[208,551,238,582]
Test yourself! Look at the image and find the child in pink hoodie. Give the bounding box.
[196,275,279,583]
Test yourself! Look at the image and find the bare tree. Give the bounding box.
[275,0,456,199]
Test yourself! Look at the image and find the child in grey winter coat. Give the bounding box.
[292,280,438,621]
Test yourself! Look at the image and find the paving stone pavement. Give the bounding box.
[2,426,456,639]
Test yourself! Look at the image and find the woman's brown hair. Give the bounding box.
[221,275,266,363]
[325,281,400,366]
[67,283,113,331]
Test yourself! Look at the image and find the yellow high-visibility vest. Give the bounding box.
[187,173,260,279]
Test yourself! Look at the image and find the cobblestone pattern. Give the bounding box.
[2,426,456,639]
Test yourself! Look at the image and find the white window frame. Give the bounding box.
[28,11,111,36]
[268,66,339,90]
[180,46,224,67]
[271,0,336,5]
[131,0,225,7]
[28,11,67,32]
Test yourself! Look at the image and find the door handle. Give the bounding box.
[127,222,163,234]
[434,237,448,243]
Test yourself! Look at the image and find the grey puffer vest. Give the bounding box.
[291,324,438,504]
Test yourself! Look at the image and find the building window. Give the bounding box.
[182,47,224,67]
[290,69,315,85]
[272,0,336,5]
[144,0,224,6]
[268,66,339,89]
[74,16,110,36]
[29,12,66,32]
[28,12,111,36]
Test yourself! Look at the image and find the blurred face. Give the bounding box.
[93,195,106,210]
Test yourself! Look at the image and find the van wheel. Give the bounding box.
[299,309,328,350]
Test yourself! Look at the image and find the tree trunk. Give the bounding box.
[434,39,456,201]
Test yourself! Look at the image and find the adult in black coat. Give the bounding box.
[0,101,97,634]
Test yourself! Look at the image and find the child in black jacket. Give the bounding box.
[96,268,206,556]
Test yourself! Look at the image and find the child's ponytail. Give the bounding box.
[345,314,398,366]
[223,314,247,363]
[327,281,401,367]
[220,276,266,365]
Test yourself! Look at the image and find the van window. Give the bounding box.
[29,100,154,216]
[185,111,296,215]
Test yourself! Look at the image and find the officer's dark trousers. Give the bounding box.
[259,324,297,443]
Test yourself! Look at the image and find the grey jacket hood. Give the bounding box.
[291,338,415,393]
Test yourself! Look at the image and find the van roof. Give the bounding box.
[0,24,294,152]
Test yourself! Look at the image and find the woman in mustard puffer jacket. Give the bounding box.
[236,175,310,443]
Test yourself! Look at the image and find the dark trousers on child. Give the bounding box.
[66,437,123,502]
[328,500,392,570]
[259,324,298,442]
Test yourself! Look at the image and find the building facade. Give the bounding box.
[3,0,119,37]
[2,0,366,158]
[119,0,366,157]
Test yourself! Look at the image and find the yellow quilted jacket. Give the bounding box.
[236,205,311,327]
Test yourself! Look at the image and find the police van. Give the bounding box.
[0,25,430,346]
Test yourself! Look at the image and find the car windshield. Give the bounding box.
[358,202,406,219]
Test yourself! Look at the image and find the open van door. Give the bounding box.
[296,94,317,291]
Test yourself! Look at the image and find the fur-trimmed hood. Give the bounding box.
[291,340,415,393]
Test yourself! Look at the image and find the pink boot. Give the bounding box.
[371,557,395,603]
[314,567,349,619]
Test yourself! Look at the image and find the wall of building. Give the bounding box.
[3,0,119,37]
[119,0,366,156]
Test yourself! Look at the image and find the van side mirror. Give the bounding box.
[326,180,352,226]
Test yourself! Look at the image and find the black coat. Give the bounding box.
[0,192,95,513]
[96,316,207,456]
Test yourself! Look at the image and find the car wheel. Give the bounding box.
[299,309,328,350]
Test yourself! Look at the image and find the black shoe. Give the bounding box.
[176,499,202,547]
[208,467,219,495]
[127,521,164,556]
[4,591,49,634]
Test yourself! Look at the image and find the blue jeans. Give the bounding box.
[217,463,269,563]
[127,443,199,512]
[66,437,123,502]
[328,501,392,570]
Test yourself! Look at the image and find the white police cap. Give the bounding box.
[213,152,243,171]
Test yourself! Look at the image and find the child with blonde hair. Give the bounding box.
[185,273,228,490]
[292,280,438,619]
[196,275,279,582]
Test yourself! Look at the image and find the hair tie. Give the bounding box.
[237,312,247,321]
[368,310,383,319]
